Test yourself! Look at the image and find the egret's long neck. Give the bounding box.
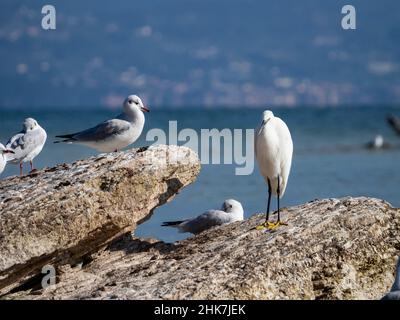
[391,258,400,291]
[263,115,273,123]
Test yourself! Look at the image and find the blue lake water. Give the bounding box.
[1,106,400,242]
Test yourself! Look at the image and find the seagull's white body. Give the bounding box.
[0,143,10,174]
[162,199,244,235]
[255,110,293,198]
[5,118,47,165]
[55,95,149,153]
[76,116,144,153]
[382,257,400,300]
[0,154,5,175]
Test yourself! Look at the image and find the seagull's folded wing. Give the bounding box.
[73,119,131,142]
[6,132,24,149]
[6,131,43,161]
[183,210,228,234]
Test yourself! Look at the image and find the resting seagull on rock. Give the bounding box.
[55,94,149,152]
[254,110,293,230]
[0,143,14,175]
[162,199,244,235]
[381,257,400,300]
[5,118,47,176]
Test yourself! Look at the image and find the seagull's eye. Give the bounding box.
[134,100,139,105]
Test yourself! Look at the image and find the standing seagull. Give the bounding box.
[381,257,400,300]
[55,95,149,152]
[5,118,47,176]
[0,143,14,175]
[162,199,244,235]
[254,110,293,230]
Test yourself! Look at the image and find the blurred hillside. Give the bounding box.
[0,0,399,108]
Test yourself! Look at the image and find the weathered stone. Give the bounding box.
[0,145,200,295]
[4,197,399,300]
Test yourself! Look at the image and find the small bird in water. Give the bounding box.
[162,199,244,235]
[0,143,14,175]
[55,94,149,152]
[254,110,293,230]
[381,257,400,300]
[365,135,391,150]
[5,118,47,176]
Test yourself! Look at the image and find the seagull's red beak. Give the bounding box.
[141,106,150,112]
[3,149,14,154]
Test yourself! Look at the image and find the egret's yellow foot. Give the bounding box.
[255,223,267,230]
[255,221,286,231]
[266,221,281,230]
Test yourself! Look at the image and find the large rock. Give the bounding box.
[4,197,400,300]
[0,145,200,295]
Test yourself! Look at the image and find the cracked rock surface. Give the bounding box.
[0,145,200,295]
[4,197,399,300]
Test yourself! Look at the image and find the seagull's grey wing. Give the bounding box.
[181,210,229,234]
[73,119,131,142]
[6,132,24,149]
[6,130,44,161]
[5,133,24,162]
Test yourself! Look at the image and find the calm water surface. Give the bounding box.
[1,106,399,242]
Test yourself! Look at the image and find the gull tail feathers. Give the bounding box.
[161,220,185,227]
[54,134,77,144]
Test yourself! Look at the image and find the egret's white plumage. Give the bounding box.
[162,199,244,235]
[382,257,400,300]
[0,143,15,175]
[5,118,47,175]
[55,95,149,152]
[255,110,293,226]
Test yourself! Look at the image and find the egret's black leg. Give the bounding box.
[265,178,272,222]
[277,175,281,222]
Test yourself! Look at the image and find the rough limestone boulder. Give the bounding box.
[4,197,400,300]
[0,145,200,295]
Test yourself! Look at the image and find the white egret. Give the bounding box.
[254,110,293,230]
[55,94,149,152]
